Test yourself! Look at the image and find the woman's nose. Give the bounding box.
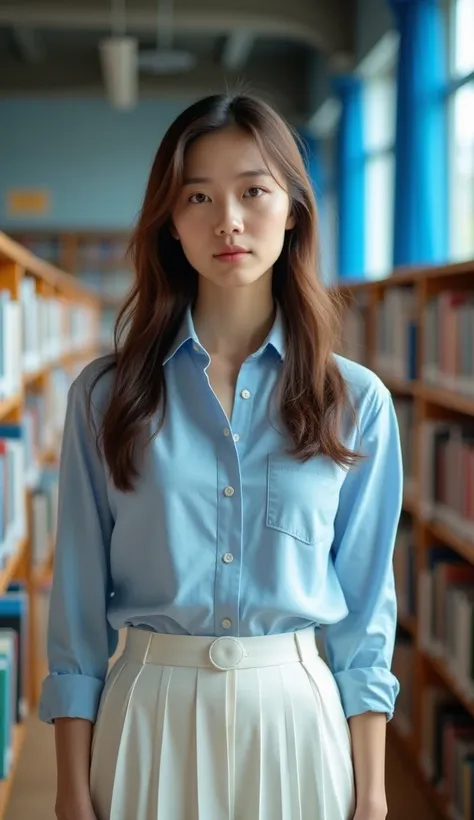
[214,204,244,236]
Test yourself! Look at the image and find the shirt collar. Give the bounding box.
[164,302,286,365]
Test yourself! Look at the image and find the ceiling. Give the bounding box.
[0,0,355,122]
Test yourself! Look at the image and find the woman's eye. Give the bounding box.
[245,187,265,198]
[189,193,209,204]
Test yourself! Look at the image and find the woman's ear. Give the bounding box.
[169,222,180,240]
[285,212,296,231]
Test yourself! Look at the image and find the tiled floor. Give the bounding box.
[5,714,437,819]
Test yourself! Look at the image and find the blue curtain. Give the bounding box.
[332,75,366,280]
[389,0,448,266]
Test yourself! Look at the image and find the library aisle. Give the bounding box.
[2,230,474,819]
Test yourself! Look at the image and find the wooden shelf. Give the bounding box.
[0,538,27,595]
[0,395,21,421]
[334,257,474,820]
[425,651,474,722]
[377,373,416,395]
[0,231,103,817]
[427,519,474,565]
[0,723,26,818]
[415,383,474,416]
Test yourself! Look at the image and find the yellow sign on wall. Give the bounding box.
[6,188,51,215]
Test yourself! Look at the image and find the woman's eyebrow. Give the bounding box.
[182,169,272,185]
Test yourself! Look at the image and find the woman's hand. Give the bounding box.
[352,798,388,820]
[55,798,98,820]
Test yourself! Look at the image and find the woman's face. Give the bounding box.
[171,126,295,290]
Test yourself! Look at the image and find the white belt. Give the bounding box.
[123,625,319,671]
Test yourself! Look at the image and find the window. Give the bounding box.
[308,98,340,286]
[363,74,396,278]
[448,0,474,260]
[359,32,398,279]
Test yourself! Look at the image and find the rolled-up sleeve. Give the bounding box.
[39,375,117,724]
[322,385,403,721]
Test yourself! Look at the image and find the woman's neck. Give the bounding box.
[192,283,275,365]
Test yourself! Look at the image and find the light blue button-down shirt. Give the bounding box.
[39,304,402,725]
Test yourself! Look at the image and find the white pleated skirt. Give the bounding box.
[90,626,355,820]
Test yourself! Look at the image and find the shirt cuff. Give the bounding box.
[332,666,400,721]
[39,672,104,724]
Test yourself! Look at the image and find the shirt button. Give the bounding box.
[240,389,251,399]
[223,486,235,497]
[223,553,234,563]
[233,433,240,443]
[223,428,230,437]
[193,343,200,352]
[222,618,232,629]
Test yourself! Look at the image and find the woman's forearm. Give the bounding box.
[54,717,94,810]
[348,711,388,815]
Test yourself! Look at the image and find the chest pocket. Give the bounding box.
[266,452,341,546]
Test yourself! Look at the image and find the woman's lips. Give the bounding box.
[214,248,251,262]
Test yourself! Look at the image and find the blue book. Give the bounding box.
[0,630,16,779]
[0,424,23,440]
[0,592,29,722]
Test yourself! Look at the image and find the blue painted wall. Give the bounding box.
[0,97,190,230]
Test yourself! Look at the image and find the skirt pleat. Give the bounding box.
[90,629,356,820]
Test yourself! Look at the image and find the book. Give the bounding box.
[0,289,22,400]
[0,424,26,561]
[419,418,474,542]
[0,629,17,779]
[374,287,418,381]
[423,290,474,396]
[0,586,29,723]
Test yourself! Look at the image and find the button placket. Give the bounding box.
[214,365,256,638]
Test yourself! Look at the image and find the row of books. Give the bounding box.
[24,369,70,464]
[374,287,418,381]
[15,234,129,269]
[421,688,474,820]
[79,268,132,300]
[419,547,474,702]
[0,286,98,401]
[12,236,60,264]
[423,290,474,397]
[76,237,129,267]
[20,278,98,377]
[1,408,61,564]
[342,287,474,396]
[0,586,29,780]
[0,290,22,401]
[0,423,27,560]
[339,299,370,366]
[420,419,474,542]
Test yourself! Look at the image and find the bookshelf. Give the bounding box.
[335,258,474,820]
[0,230,101,816]
[6,229,131,353]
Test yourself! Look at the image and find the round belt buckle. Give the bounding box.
[209,636,245,670]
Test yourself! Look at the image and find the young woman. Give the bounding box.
[40,93,402,820]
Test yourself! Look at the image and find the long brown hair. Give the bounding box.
[89,93,358,492]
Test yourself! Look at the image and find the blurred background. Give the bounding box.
[0,0,473,818]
